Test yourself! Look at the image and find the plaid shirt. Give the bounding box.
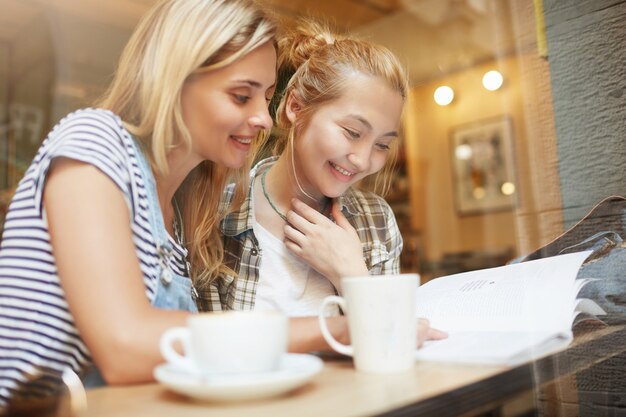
[197,157,403,312]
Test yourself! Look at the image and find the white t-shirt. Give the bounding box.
[253,222,338,317]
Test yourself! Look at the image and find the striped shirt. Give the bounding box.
[0,108,187,408]
[197,157,403,312]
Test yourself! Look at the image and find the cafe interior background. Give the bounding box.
[0,0,623,284]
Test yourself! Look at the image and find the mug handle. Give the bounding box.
[160,327,192,370]
[319,296,354,356]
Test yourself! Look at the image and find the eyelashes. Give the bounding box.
[233,94,250,104]
[343,127,390,151]
[343,127,360,139]
[233,94,274,105]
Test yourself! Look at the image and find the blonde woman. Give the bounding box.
[0,0,276,408]
[208,22,446,351]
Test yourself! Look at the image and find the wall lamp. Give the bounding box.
[482,70,504,91]
[434,85,455,106]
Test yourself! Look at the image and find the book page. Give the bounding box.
[415,251,592,334]
[415,331,573,365]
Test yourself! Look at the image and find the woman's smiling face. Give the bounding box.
[288,74,404,199]
[181,41,276,169]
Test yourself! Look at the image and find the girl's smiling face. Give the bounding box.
[287,74,404,199]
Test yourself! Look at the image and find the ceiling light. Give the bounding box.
[482,70,503,91]
[501,182,516,195]
[434,86,454,106]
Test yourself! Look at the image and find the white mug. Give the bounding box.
[319,274,419,373]
[160,311,288,375]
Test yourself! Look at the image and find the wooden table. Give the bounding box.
[82,325,626,417]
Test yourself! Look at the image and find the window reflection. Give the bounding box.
[1,1,624,416]
[0,0,532,271]
[1,1,622,280]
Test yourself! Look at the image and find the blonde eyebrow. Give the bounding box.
[234,79,276,90]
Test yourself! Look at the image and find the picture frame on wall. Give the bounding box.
[451,116,517,215]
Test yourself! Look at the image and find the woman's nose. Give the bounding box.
[249,101,273,131]
[348,146,372,172]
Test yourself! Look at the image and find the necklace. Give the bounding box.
[261,169,288,221]
[260,168,329,222]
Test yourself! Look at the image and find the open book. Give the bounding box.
[415,251,605,365]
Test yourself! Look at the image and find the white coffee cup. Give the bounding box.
[319,274,419,374]
[160,311,288,375]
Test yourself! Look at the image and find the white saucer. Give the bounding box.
[154,353,323,402]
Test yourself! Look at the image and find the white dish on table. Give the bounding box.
[154,353,323,402]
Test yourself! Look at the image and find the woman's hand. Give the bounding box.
[288,316,446,353]
[284,199,368,290]
[417,318,448,348]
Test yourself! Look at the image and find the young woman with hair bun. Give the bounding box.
[208,21,446,352]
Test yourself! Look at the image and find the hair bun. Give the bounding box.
[278,20,337,72]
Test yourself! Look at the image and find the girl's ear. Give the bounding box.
[285,91,302,124]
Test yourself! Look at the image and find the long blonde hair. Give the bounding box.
[98,0,276,290]
[272,21,408,196]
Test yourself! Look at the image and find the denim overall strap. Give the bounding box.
[82,137,198,388]
[129,137,199,313]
